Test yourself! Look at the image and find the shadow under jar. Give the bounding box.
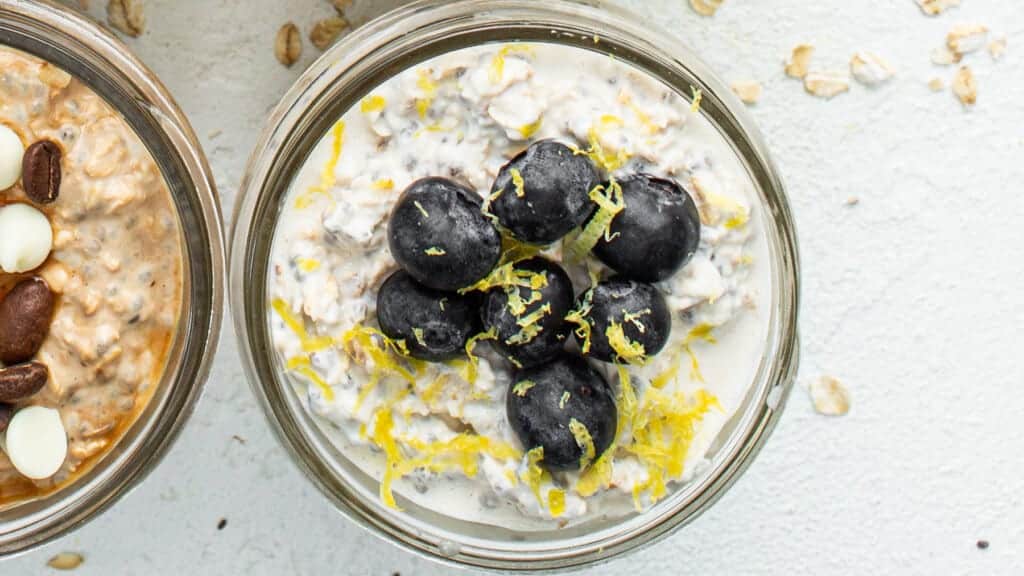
[231,0,799,571]
[0,0,223,555]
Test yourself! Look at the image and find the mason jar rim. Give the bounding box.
[0,0,224,556]
[231,0,800,571]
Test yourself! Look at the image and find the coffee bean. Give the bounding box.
[0,276,55,364]
[22,140,62,204]
[0,403,11,433]
[0,362,48,402]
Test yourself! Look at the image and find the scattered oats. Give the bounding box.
[915,0,960,16]
[850,52,895,86]
[47,552,84,571]
[803,70,850,99]
[809,375,850,417]
[689,0,723,17]
[952,65,977,106]
[930,45,961,65]
[38,63,72,89]
[106,0,145,37]
[928,77,945,91]
[785,44,815,79]
[988,36,1007,60]
[275,22,302,67]
[730,80,763,104]
[947,24,989,56]
[332,0,353,12]
[310,16,350,51]
[844,196,860,206]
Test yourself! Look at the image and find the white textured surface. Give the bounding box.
[8,0,1024,573]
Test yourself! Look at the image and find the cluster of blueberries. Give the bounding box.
[377,139,701,472]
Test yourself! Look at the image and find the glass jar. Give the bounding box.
[231,0,799,570]
[0,0,224,555]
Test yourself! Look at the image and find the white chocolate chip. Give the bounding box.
[0,124,25,190]
[3,406,68,479]
[0,203,54,273]
[850,52,895,86]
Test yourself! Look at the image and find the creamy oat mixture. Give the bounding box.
[0,47,183,506]
[270,42,770,528]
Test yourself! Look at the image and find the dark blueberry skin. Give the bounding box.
[507,354,617,471]
[593,174,701,283]
[481,257,574,368]
[377,269,481,361]
[575,278,671,364]
[388,177,502,291]
[490,140,600,245]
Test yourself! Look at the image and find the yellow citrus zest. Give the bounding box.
[415,69,437,119]
[296,258,321,273]
[360,94,387,113]
[518,117,543,139]
[285,356,335,402]
[271,298,334,353]
[564,179,624,263]
[690,86,703,113]
[606,322,647,365]
[512,380,536,397]
[295,120,345,208]
[489,44,533,83]
[371,178,394,190]
[548,489,566,518]
[569,418,596,469]
[510,168,526,197]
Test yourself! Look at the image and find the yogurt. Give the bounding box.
[268,42,770,529]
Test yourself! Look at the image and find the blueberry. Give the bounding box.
[507,354,617,471]
[377,269,481,361]
[593,174,701,283]
[388,177,502,291]
[572,277,671,364]
[481,257,574,368]
[490,140,600,245]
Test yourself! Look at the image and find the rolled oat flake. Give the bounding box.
[22,140,62,204]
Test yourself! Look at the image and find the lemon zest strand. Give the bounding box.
[295,120,345,208]
[564,180,624,263]
[285,356,335,402]
[271,298,334,353]
[360,94,386,113]
[510,168,526,197]
[606,321,647,365]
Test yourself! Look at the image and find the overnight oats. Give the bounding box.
[0,46,182,507]
[267,42,771,528]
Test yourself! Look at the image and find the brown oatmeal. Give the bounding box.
[0,46,182,507]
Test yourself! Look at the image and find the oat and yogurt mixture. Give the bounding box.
[269,42,770,527]
[0,47,183,506]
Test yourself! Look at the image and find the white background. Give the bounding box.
[7,0,1024,574]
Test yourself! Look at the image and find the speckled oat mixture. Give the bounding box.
[269,42,770,528]
[0,47,183,506]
